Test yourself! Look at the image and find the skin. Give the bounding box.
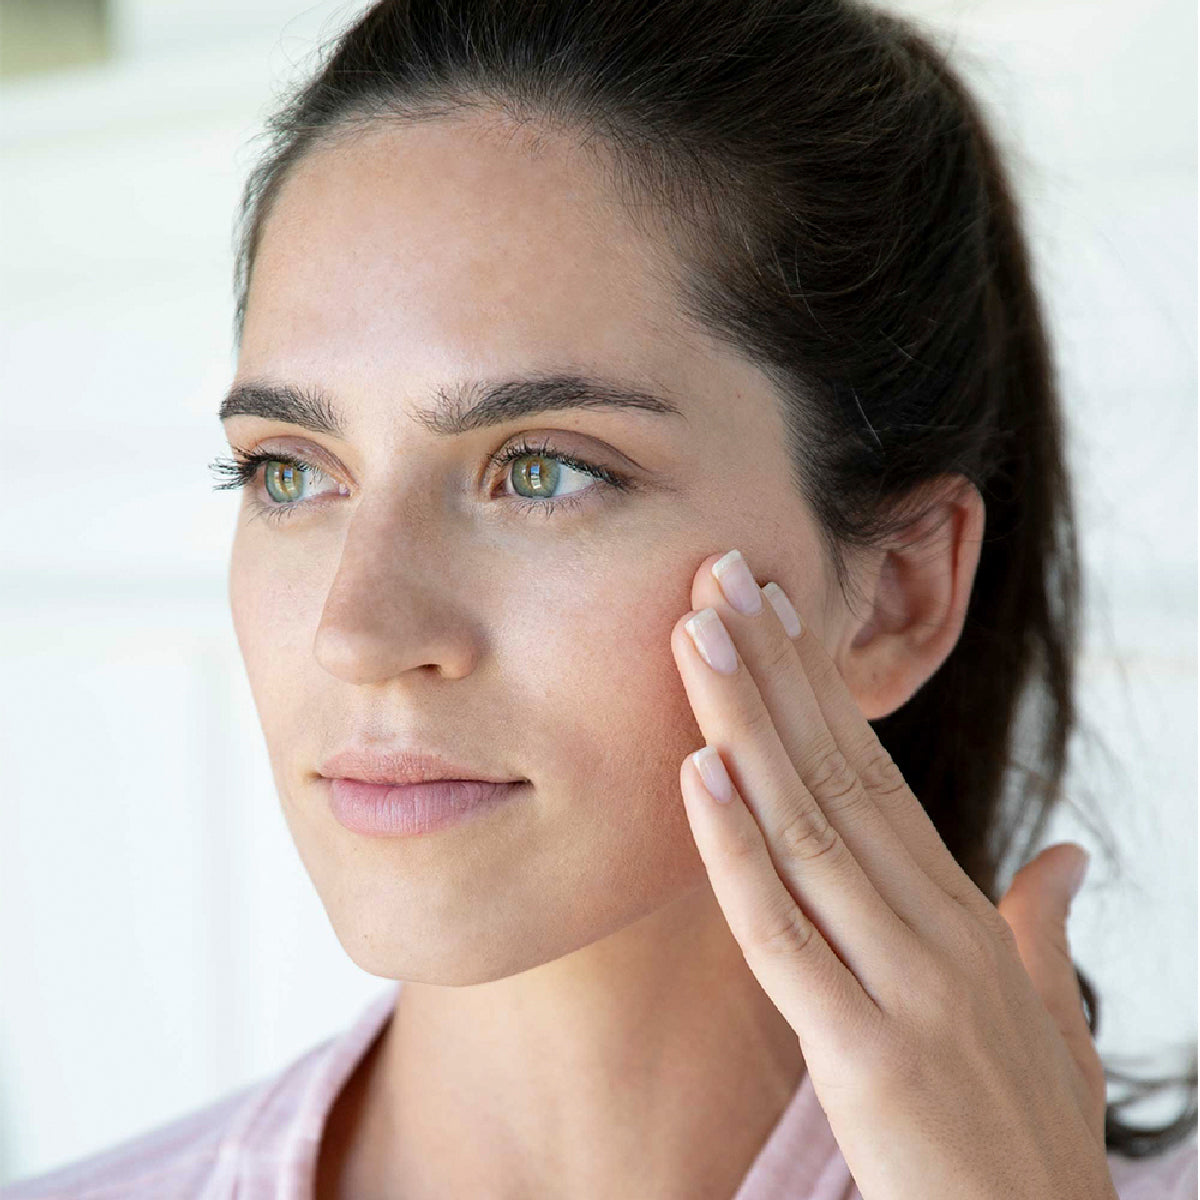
[225,108,999,1200]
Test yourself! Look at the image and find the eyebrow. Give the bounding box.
[217,372,688,439]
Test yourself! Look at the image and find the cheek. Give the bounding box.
[490,584,709,955]
[513,571,704,808]
[227,532,326,712]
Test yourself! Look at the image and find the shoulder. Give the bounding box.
[0,985,400,1200]
[0,1042,328,1200]
[1107,1130,1198,1200]
[0,1079,257,1200]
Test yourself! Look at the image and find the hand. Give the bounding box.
[670,548,1116,1200]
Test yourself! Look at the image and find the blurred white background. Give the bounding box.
[0,0,1195,1185]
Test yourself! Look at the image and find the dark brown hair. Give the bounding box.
[228,0,1196,1157]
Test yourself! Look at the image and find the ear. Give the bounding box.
[832,475,985,721]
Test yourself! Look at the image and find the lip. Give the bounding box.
[319,745,522,788]
[324,777,524,837]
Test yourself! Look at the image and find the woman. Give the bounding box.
[4,0,1195,1197]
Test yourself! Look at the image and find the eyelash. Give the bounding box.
[207,435,633,526]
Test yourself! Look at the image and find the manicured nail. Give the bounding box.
[712,549,763,615]
[762,582,803,638]
[691,746,734,804]
[685,608,738,674]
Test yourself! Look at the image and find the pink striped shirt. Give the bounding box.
[3,981,1195,1198]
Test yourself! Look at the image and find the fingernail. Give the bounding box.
[692,746,734,804]
[762,582,803,638]
[712,549,763,615]
[685,608,739,674]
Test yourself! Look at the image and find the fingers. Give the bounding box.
[685,550,965,937]
[671,596,921,993]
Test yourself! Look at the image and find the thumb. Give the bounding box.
[998,842,1098,1055]
[999,844,1108,1143]
[997,843,1089,997]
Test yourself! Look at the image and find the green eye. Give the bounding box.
[507,452,590,502]
[208,449,344,525]
[263,459,312,504]
[489,437,633,518]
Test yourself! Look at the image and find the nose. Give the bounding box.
[312,498,480,685]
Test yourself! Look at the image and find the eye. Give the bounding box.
[487,436,633,518]
[207,448,347,525]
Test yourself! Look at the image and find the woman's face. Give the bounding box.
[226,112,838,985]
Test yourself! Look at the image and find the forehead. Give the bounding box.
[239,112,697,393]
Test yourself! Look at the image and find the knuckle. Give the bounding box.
[973,895,1017,945]
[721,818,764,866]
[759,629,799,675]
[801,741,858,804]
[887,945,1002,1076]
[916,956,965,1024]
[739,691,777,734]
[942,865,999,919]
[950,911,1005,977]
[733,693,777,743]
[857,747,907,798]
[748,899,817,958]
[776,799,846,866]
[889,942,962,1026]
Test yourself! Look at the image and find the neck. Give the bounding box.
[335,883,807,1200]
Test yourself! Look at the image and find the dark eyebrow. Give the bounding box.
[217,372,687,438]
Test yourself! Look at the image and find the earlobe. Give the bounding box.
[834,476,986,721]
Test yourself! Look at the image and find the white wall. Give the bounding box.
[0,0,1195,1183]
